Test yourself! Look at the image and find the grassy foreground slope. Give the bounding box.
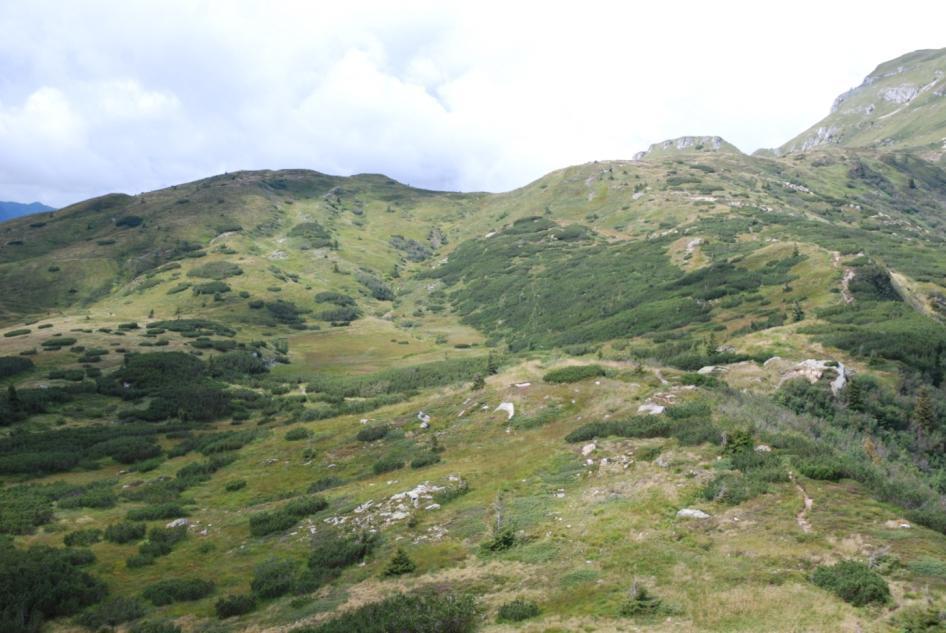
[3,48,946,633]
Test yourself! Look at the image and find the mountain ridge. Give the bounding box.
[0,200,55,222]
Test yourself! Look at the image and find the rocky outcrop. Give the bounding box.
[634,136,739,160]
[881,84,919,104]
[776,359,849,396]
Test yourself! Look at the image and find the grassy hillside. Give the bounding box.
[4,49,946,633]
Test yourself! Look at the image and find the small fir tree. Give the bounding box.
[382,548,416,577]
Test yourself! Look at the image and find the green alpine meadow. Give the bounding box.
[6,44,946,633]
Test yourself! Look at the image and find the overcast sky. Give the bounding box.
[1,1,944,207]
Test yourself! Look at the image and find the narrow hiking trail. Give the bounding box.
[790,473,814,533]
[841,269,855,304]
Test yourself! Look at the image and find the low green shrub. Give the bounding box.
[410,452,441,469]
[58,486,117,509]
[248,496,327,536]
[75,596,147,628]
[137,525,187,559]
[251,559,298,598]
[284,496,328,517]
[225,479,247,492]
[497,599,540,622]
[565,413,720,446]
[543,365,606,383]
[116,215,143,228]
[0,544,107,633]
[294,591,478,633]
[811,561,889,606]
[701,473,768,505]
[357,425,390,442]
[142,578,214,605]
[433,480,469,505]
[372,455,404,475]
[126,502,188,521]
[192,281,231,295]
[187,261,243,280]
[104,521,146,544]
[315,292,356,306]
[309,530,378,572]
[126,553,155,568]
[308,477,343,493]
[0,356,34,378]
[248,511,296,537]
[907,557,946,578]
[130,620,181,633]
[63,528,102,547]
[796,459,849,481]
[285,427,311,441]
[215,593,256,618]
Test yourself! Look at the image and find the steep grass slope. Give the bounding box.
[778,48,946,157]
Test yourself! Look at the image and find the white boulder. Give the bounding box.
[676,508,711,520]
[495,402,515,420]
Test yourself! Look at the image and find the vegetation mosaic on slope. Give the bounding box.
[5,48,946,633]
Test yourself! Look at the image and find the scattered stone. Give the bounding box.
[390,483,444,508]
[638,403,665,415]
[754,444,772,453]
[581,443,597,457]
[677,508,711,520]
[697,365,727,375]
[514,382,531,388]
[495,402,515,420]
[884,519,912,529]
[166,518,190,529]
[417,411,431,424]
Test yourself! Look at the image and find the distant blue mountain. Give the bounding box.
[0,201,55,222]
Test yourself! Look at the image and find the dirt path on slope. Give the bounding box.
[789,473,813,533]
[841,269,855,304]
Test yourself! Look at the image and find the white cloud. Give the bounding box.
[98,80,180,120]
[0,0,945,206]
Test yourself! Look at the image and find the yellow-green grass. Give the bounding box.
[9,360,946,633]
